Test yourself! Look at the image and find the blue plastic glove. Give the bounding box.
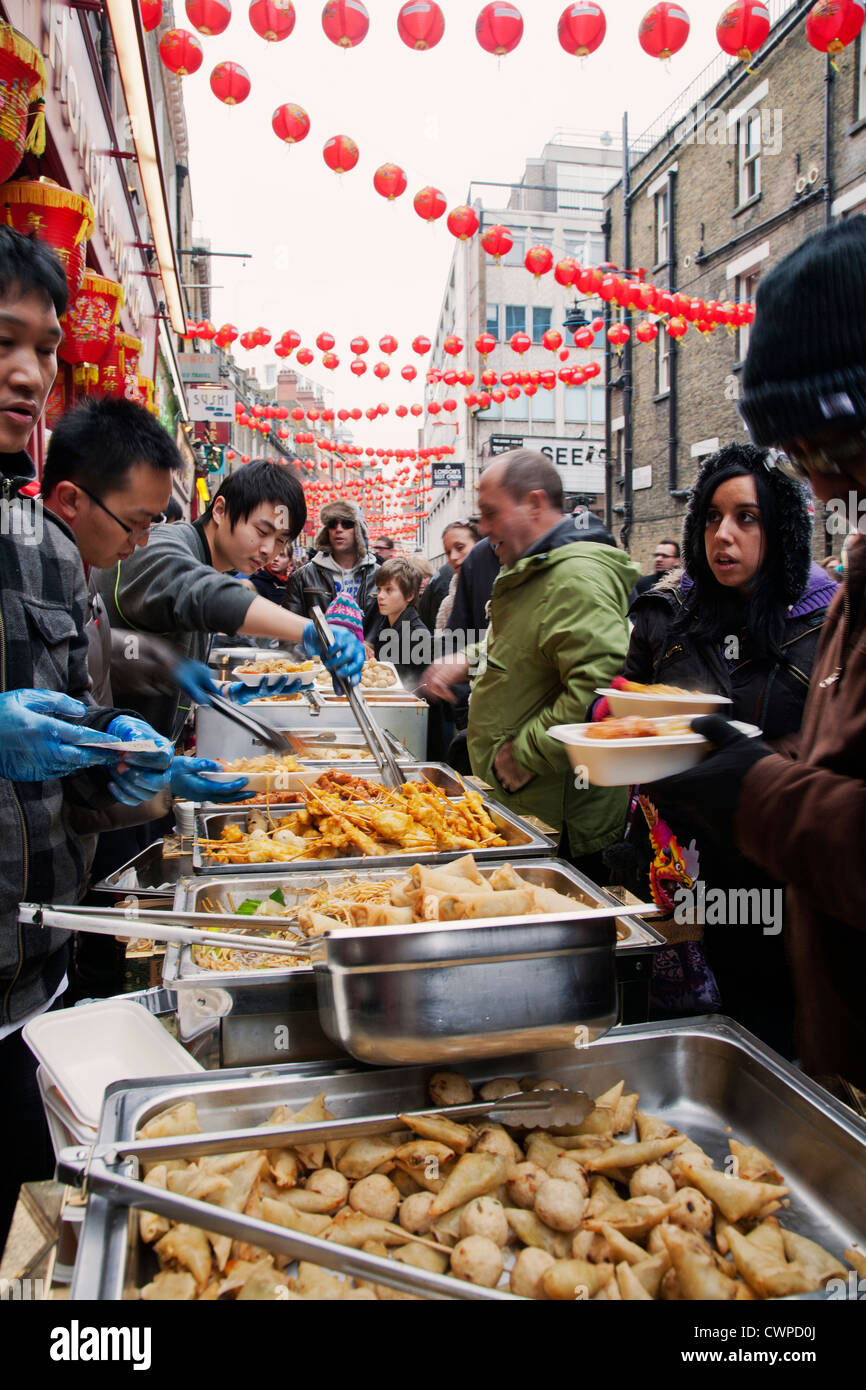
[225,675,305,704]
[0,690,122,782]
[169,756,251,804]
[302,621,365,689]
[175,658,303,706]
[104,714,174,807]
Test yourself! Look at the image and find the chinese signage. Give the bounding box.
[179,354,220,384]
[188,388,236,422]
[432,462,465,490]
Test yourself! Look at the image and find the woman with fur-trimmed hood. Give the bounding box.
[599,443,837,1054]
[282,499,380,636]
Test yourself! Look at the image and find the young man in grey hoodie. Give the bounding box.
[283,499,380,637]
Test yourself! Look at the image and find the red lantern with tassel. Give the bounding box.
[447,205,480,241]
[639,4,691,59]
[58,271,124,366]
[806,0,865,57]
[413,335,431,355]
[443,334,463,357]
[481,224,514,261]
[510,332,531,355]
[715,2,770,64]
[272,103,309,144]
[558,3,607,56]
[186,0,232,36]
[542,329,563,352]
[350,336,369,355]
[0,26,47,185]
[379,335,398,354]
[414,186,447,222]
[322,1,369,48]
[249,0,296,40]
[323,135,359,174]
[141,2,164,33]
[210,62,251,105]
[0,179,94,297]
[159,29,204,75]
[373,163,407,200]
[476,3,524,55]
[316,331,336,351]
[397,1,445,49]
[296,347,314,365]
[525,245,554,278]
[636,321,659,344]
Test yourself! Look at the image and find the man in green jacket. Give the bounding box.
[423,450,638,868]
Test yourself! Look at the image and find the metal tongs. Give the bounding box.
[205,689,293,755]
[311,604,403,788]
[18,903,312,957]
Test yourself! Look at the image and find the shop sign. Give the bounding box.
[490,434,607,492]
[178,353,219,383]
[188,388,235,422]
[432,463,465,489]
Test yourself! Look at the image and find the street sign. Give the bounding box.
[188,387,235,422]
[488,434,606,492]
[432,462,465,489]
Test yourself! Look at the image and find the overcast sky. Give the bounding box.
[179,1,752,444]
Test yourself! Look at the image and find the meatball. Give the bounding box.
[665,1186,714,1235]
[398,1191,435,1235]
[458,1197,509,1247]
[349,1175,400,1223]
[478,1078,521,1103]
[629,1163,676,1203]
[546,1156,589,1195]
[534,1178,587,1232]
[506,1162,547,1210]
[510,1247,555,1299]
[305,1169,349,1211]
[428,1072,473,1107]
[450,1236,503,1288]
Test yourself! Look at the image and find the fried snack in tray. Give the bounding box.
[584,716,695,741]
[361,661,399,689]
[619,681,701,697]
[234,660,317,676]
[135,1077,857,1301]
[216,754,303,775]
[198,774,507,866]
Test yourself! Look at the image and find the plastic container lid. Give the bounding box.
[24,999,203,1130]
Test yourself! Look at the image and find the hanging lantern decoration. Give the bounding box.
[667,315,689,339]
[447,205,480,241]
[414,186,447,222]
[280,329,301,352]
[316,331,336,351]
[296,347,314,364]
[373,163,407,200]
[397,0,445,49]
[374,362,390,379]
[0,180,94,298]
[272,103,310,146]
[806,0,865,58]
[0,26,47,186]
[196,320,217,342]
[476,3,524,55]
[525,245,554,278]
[350,357,367,376]
[443,334,463,357]
[379,334,398,354]
[186,0,232,35]
[481,224,514,262]
[558,2,607,56]
[322,0,369,48]
[636,321,659,344]
[510,332,531,355]
[413,335,431,355]
[554,258,580,290]
[249,0,296,39]
[542,329,563,353]
[322,352,340,370]
[323,134,359,173]
[210,62,251,105]
[402,365,417,381]
[159,28,204,75]
[58,271,124,366]
[350,336,369,355]
[639,4,691,59]
[715,2,770,64]
[141,1,164,33]
[475,332,497,358]
[214,322,238,347]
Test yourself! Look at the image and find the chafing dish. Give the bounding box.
[67,1017,866,1301]
[93,841,193,898]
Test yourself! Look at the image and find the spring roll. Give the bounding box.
[349,904,415,927]
[488,864,524,892]
[530,886,585,915]
[438,889,533,921]
[442,853,486,885]
[416,864,493,895]
[298,909,346,937]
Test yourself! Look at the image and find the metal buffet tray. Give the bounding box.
[286,728,413,764]
[191,798,556,877]
[94,841,193,898]
[69,1017,866,1301]
[164,861,662,1068]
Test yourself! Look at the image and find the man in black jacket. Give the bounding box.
[283,500,379,635]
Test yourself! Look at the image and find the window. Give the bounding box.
[532,307,552,343]
[736,269,761,360]
[504,392,529,422]
[477,397,501,421]
[565,386,588,424]
[530,227,554,248]
[505,305,526,338]
[502,228,526,266]
[656,325,671,397]
[486,304,500,338]
[654,187,670,267]
[591,386,606,426]
[738,112,762,204]
[531,391,555,424]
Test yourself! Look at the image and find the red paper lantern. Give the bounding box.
[322,1,369,48]
[397,1,445,49]
[322,352,340,370]
[350,358,367,376]
[636,321,659,344]
[159,28,203,75]
[0,180,94,298]
[379,335,398,354]
[481,227,513,266]
[140,1,163,32]
[542,329,563,352]
[272,103,309,145]
[667,315,689,339]
[459,370,475,386]
[58,271,124,366]
[442,370,459,386]
[447,205,480,241]
[410,403,424,416]
[413,335,431,355]
[374,362,390,379]
[806,0,865,56]
[639,4,691,60]
[186,0,232,36]
[558,2,607,56]
[715,1,770,62]
[510,332,531,355]
[215,322,238,347]
[297,347,314,364]
[428,401,442,416]
[554,257,579,288]
[374,163,407,200]
[281,329,301,352]
[350,336,370,355]
[476,3,524,55]
[316,331,336,351]
[249,0,296,40]
[525,245,554,278]
[401,365,418,382]
[443,334,463,357]
[414,186,447,222]
[210,62,251,105]
[323,134,359,174]
[474,333,497,358]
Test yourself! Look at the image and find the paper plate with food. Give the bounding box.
[197,752,317,794]
[231,658,320,689]
[595,679,733,719]
[549,717,761,786]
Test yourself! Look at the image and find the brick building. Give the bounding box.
[603,0,866,570]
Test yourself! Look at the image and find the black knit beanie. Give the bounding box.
[740,216,866,446]
[682,442,813,605]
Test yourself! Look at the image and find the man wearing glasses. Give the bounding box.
[654,216,866,1089]
[284,500,380,636]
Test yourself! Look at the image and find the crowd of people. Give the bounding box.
[0,215,864,1253]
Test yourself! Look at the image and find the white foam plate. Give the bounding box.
[549,719,761,787]
[24,999,203,1130]
[231,667,317,689]
[596,687,733,719]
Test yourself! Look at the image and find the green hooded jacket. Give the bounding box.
[467,530,639,856]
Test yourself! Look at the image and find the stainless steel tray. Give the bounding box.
[191,799,556,876]
[69,1017,866,1300]
[287,728,414,764]
[93,841,193,897]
